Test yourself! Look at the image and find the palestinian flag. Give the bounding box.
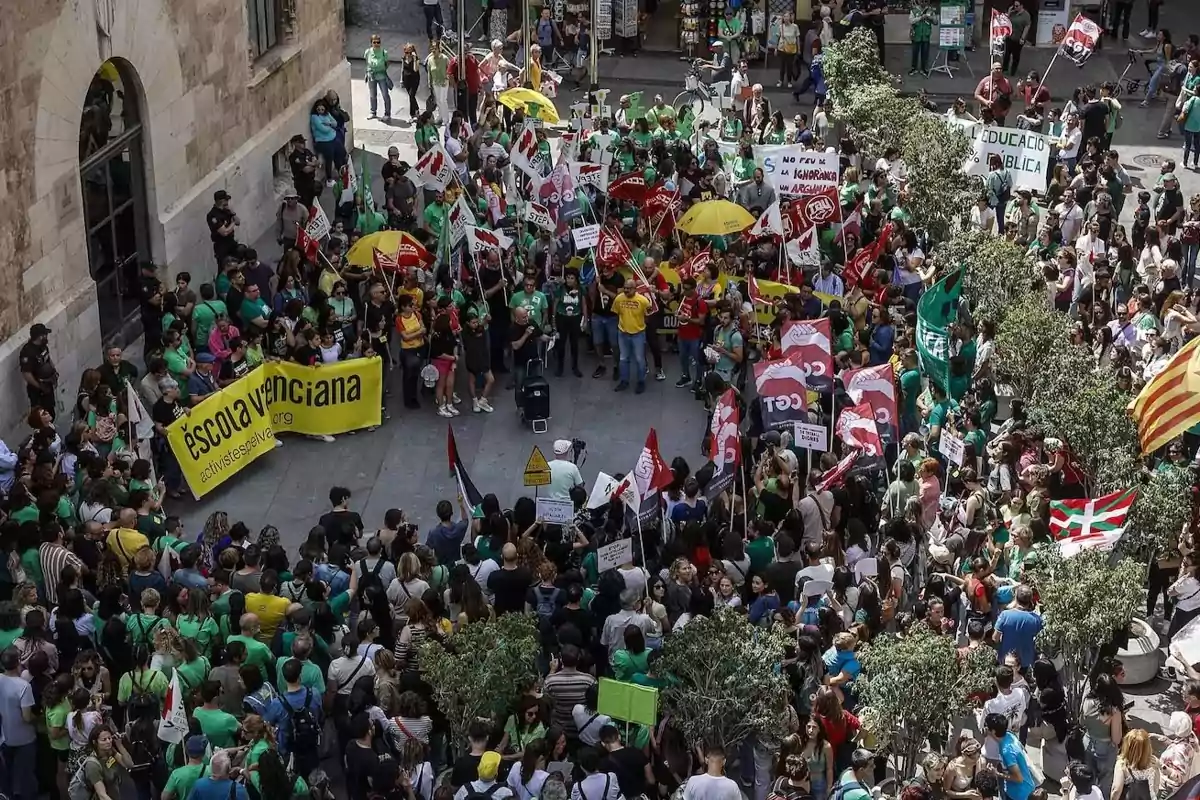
[447,425,484,518]
[1049,488,1138,557]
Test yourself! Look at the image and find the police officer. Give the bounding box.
[207,190,240,266]
[19,323,57,417]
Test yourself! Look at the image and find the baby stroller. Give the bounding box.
[519,357,551,433]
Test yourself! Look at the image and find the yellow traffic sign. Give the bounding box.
[523,445,552,487]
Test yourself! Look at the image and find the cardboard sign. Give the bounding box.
[794,422,829,452]
[573,223,601,250]
[536,497,575,525]
[523,446,552,487]
[596,538,634,572]
[939,434,966,466]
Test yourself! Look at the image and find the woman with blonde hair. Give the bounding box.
[942,733,985,799]
[389,552,431,612]
[665,558,695,627]
[373,648,402,716]
[1110,728,1161,800]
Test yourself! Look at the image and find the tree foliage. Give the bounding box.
[899,114,976,242]
[657,610,791,750]
[1125,467,1193,560]
[821,29,893,102]
[419,613,541,752]
[857,629,996,779]
[1022,548,1145,717]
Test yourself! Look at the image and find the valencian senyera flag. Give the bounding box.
[916,267,963,392]
[1048,488,1138,557]
[1129,336,1200,455]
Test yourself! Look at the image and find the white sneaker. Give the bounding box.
[324,178,336,187]
[437,404,453,418]
[472,398,483,412]
[310,434,335,442]
[479,399,495,413]
[447,402,461,416]
[452,393,462,405]
[274,439,284,449]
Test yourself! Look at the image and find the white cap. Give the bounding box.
[1167,711,1193,739]
[553,439,572,456]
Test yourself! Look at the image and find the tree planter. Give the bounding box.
[1116,617,1162,686]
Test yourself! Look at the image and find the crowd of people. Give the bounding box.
[8,4,1200,800]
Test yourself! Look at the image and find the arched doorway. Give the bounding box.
[79,59,150,345]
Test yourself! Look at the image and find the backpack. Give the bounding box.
[284,688,322,753]
[464,784,504,800]
[68,756,102,800]
[830,777,866,800]
[532,586,561,626]
[1119,769,1152,800]
[127,671,162,721]
[357,558,387,599]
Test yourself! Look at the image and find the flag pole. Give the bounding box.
[1032,47,1061,107]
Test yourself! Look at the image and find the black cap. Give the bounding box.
[289,134,306,144]
[29,323,51,338]
[213,190,231,202]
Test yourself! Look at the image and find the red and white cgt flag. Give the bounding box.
[623,427,673,523]
[395,237,433,269]
[466,225,514,255]
[709,389,741,473]
[295,226,320,260]
[416,145,456,190]
[780,319,834,390]
[837,402,884,457]
[842,362,898,435]
[569,160,609,191]
[745,200,785,240]
[372,247,400,273]
[523,201,555,232]
[1060,14,1102,65]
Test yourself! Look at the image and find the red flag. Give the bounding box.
[372,247,400,273]
[816,449,860,492]
[780,319,833,388]
[396,237,433,268]
[745,201,785,241]
[785,187,840,234]
[632,428,673,500]
[597,225,634,269]
[837,402,884,456]
[747,272,766,305]
[709,389,741,472]
[676,247,713,281]
[644,184,682,239]
[607,171,648,202]
[842,363,898,435]
[295,227,319,261]
[843,241,881,291]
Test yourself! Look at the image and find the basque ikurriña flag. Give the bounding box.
[1048,488,1138,557]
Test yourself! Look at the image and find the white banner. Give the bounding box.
[952,121,1051,193]
[573,224,601,249]
[597,538,634,572]
[794,422,829,453]
[716,144,840,197]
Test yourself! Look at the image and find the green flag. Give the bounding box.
[355,149,373,208]
[678,106,695,141]
[916,268,963,391]
[626,91,645,122]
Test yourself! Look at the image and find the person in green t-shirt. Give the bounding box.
[509,275,550,327]
[162,735,209,800]
[193,684,242,748]
[908,1,936,75]
[191,287,226,349]
[898,350,922,435]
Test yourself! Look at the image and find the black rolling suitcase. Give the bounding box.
[520,358,551,433]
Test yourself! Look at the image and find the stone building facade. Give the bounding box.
[0,0,351,441]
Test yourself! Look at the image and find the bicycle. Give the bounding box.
[1114,48,1144,97]
[672,61,729,116]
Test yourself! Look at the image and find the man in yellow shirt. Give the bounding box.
[612,279,651,394]
[106,508,150,572]
[244,572,293,643]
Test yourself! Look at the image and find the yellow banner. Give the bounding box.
[167,358,382,498]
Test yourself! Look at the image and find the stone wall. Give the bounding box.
[0,0,351,442]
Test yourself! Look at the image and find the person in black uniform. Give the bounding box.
[863,0,887,65]
[19,324,58,417]
[207,190,240,266]
[288,134,320,210]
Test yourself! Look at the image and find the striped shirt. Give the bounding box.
[542,669,596,737]
[39,542,83,606]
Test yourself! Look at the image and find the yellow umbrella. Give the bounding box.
[676,200,756,237]
[345,230,432,269]
[498,88,560,124]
